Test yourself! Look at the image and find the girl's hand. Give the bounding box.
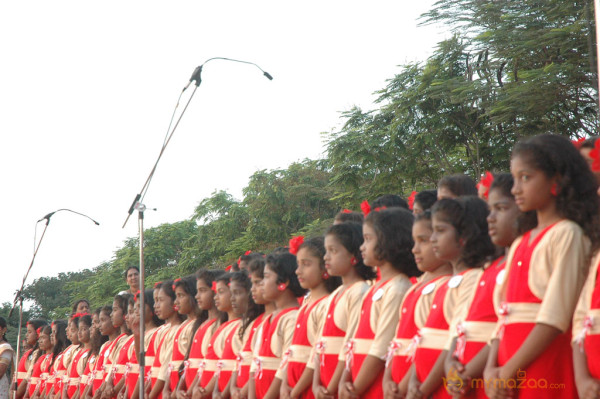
[338,382,358,399]
[229,386,240,399]
[279,383,292,399]
[482,365,513,399]
[406,370,422,399]
[383,380,403,399]
[313,385,333,399]
[445,358,471,396]
[577,376,600,399]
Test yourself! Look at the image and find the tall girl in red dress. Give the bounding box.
[382,210,452,398]
[312,222,374,399]
[26,326,53,399]
[279,237,342,399]
[162,276,199,399]
[444,174,520,399]
[149,281,183,399]
[44,320,69,398]
[90,306,123,398]
[484,134,599,398]
[175,270,222,399]
[408,197,496,399]
[16,320,46,399]
[340,208,421,399]
[81,308,108,399]
[64,314,92,399]
[232,259,271,399]
[226,270,261,399]
[253,252,305,399]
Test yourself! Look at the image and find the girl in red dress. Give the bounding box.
[484,134,599,398]
[90,306,123,398]
[382,210,452,398]
[444,174,520,399]
[253,252,305,399]
[64,314,92,399]
[408,197,495,399]
[80,308,108,399]
[16,320,46,399]
[279,237,342,399]
[340,208,421,399]
[26,326,53,399]
[175,270,222,399]
[43,320,69,399]
[312,222,374,399]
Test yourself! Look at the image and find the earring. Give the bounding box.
[551,183,559,196]
[351,257,358,266]
[322,271,330,280]
[277,283,287,291]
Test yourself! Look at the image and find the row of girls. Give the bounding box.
[12,132,600,399]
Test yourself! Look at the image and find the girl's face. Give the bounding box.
[99,310,115,336]
[25,323,37,347]
[195,279,215,311]
[360,223,381,268]
[38,331,51,352]
[50,324,57,345]
[111,300,125,329]
[69,320,80,344]
[324,234,355,277]
[430,214,462,263]
[412,201,424,215]
[78,322,91,344]
[261,264,281,302]
[154,288,174,321]
[510,155,556,213]
[487,188,520,248]
[174,285,193,315]
[230,280,249,316]
[250,273,267,305]
[412,220,447,273]
[144,303,154,324]
[296,247,324,290]
[91,313,100,336]
[129,303,140,330]
[215,281,233,312]
[125,303,135,330]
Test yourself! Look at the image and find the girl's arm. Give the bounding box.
[348,355,384,396]
[573,342,600,399]
[289,366,314,398]
[414,349,447,397]
[149,379,165,399]
[262,376,282,399]
[325,361,344,397]
[247,373,255,399]
[228,371,240,399]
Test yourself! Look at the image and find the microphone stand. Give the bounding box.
[121,58,272,399]
[9,209,100,399]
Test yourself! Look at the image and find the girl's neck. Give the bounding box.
[186,311,197,321]
[226,310,237,321]
[108,330,119,341]
[423,263,453,282]
[145,320,157,331]
[378,263,400,282]
[450,259,468,275]
[274,291,298,311]
[308,283,329,303]
[46,347,53,354]
[535,203,562,231]
[264,303,275,315]
[207,307,219,321]
[84,341,92,350]
[166,312,181,326]
[341,267,362,287]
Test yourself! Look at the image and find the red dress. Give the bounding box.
[200,319,240,388]
[235,314,264,388]
[167,319,194,391]
[576,257,600,378]
[28,353,48,397]
[185,318,217,390]
[254,307,298,398]
[389,275,449,384]
[93,336,123,394]
[216,322,241,392]
[15,348,33,387]
[498,226,578,397]
[111,335,135,397]
[79,353,97,395]
[66,348,90,398]
[285,297,327,399]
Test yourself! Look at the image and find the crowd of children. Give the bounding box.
[10,133,600,398]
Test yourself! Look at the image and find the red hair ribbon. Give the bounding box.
[590,140,600,172]
[225,265,232,272]
[476,171,494,199]
[342,209,353,214]
[408,191,417,210]
[134,290,141,302]
[211,281,217,293]
[288,236,304,255]
[373,206,387,212]
[172,278,182,290]
[572,137,586,149]
[245,250,252,256]
[360,200,371,216]
[37,327,43,335]
[153,281,162,289]
[237,257,241,266]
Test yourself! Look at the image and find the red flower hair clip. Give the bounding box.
[360,200,371,216]
[245,250,252,256]
[36,327,42,335]
[342,209,353,214]
[408,191,417,210]
[134,290,141,302]
[373,206,387,212]
[288,236,304,255]
[211,281,218,293]
[476,171,494,199]
[172,278,182,290]
[153,281,163,289]
[590,140,600,172]
[572,137,586,149]
[225,265,232,272]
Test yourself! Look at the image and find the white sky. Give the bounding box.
[0,1,446,307]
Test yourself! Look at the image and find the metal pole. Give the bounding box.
[137,204,146,399]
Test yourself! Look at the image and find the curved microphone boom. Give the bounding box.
[183,57,274,91]
[37,208,100,225]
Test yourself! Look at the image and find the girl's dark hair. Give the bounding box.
[334,210,364,224]
[431,197,496,268]
[265,252,306,297]
[415,190,437,212]
[72,299,90,314]
[580,137,598,149]
[230,271,264,340]
[248,257,266,279]
[195,269,224,288]
[513,134,600,251]
[47,321,69,368]
[100,305,112,321]
[438,174,478,197]
[415,209,433,223]
[79,315,92,330]
[141,288,163,327]
[298,237,342,293]
[371,194,409,210]
[365,208,421,277]
[0,317,6,343]
[174,275,201,318]
[28,319,47,364]
[114,293,133,334]
[325,222,377,280]
[88,312,108,356]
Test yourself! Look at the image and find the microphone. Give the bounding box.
[37,209,100,225]
[182,57,273,92]
[37,212,56,223]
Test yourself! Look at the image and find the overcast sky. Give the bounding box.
[0,1,446,307]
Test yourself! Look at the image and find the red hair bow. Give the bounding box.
[134,290,141,302]
[590,140,600,172]
[172,278,182,290]
[288,236,304,255]
[572,137,586,149]
[476,171,494,199]
[360,200,371,216]
[342,209,353,214]
[408,191,417,210]
[245,250,252,256]
[373,206,387,212]
[36,327,42,335]
[211,281,218,293]
[153,281,163,289]
[225,265,232,272]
